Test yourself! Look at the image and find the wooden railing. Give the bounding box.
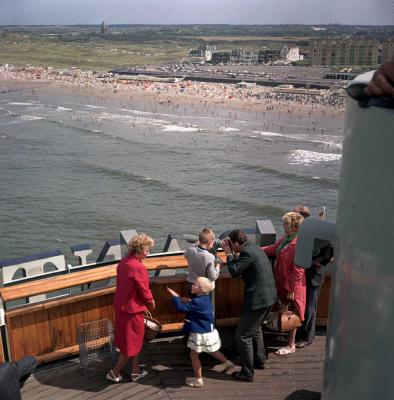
[0,251,331,364]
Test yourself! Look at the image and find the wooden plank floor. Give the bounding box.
[21,329,324,400]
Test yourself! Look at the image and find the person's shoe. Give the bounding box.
[231,371,253,382]
[211,360,235,373]
[106,369,123,383]
[130,370,148,382]
[274,346,296,356]
[254,362,267,370]
[185,377,204,387]
[296,340,312,349]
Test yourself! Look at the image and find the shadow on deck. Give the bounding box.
[21,329,325,400]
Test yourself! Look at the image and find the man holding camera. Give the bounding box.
[221,229,276,382]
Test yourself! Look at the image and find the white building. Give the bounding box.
[280,44,302,62]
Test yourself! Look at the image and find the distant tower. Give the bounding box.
[100,21,108,35]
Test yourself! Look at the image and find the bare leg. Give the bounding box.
[209,351,228,363]
[113,353,129,376]
[288,328,297,349]
[190,350,202,379]
[131,354,140,374]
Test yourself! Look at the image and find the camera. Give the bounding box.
[210,238,223,255]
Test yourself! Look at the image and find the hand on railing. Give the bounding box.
[364,62,394,97]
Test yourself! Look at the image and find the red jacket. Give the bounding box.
[114,254,154,314]
[263,236,306,320]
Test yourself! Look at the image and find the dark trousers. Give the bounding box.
[236,306,271,378]
[0,355,38,400]
[298,283,322,343]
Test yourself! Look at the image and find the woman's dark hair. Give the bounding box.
[228,229,248,245]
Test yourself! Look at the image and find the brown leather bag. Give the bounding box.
[279,302,302,332]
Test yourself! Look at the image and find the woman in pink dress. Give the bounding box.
[263,212,306,355]
[106,234,156,383]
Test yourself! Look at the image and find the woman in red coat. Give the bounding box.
[106,234,155,383]
[263,212,306,355]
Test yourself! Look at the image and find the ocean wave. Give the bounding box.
[231,161,339,188]
[162,125,201,132]
[76,162,167,189]
[93,111,168,126]
[254,130,343,151]
[56,106,72,112]
[20,115,43,121]
[7,102,35,106]
[288,150,342,165]
[75,161,286,218]
[84,104,106,109]
[219,126,240,132]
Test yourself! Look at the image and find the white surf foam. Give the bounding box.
[94,112,168,126]
[84,104,106,109]
[20,115,43,121]
[255,130,343,151]
[288,150,342,165]
[219,126,240,132]
[257,131,285,137]
[57,106,72,112]
[162,125,201,133]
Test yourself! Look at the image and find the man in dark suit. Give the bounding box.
[221,229,277,382]
[296,240,333,348]
[293,206,334,348]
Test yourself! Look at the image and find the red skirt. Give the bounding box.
[114,311,145,357]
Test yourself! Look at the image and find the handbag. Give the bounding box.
[143,310,161,342]
[279,302,302,332]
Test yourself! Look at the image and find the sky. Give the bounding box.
[0,0,393,26]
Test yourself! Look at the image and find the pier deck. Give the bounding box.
[21,330,324,400]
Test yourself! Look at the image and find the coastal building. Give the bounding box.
[258,49,281,64]
[100,21,109,35]
[382,38,394,64]
[309,37,379,66]
[230,49,258,64]
[189,44,216,63]
[280,44,302,62]
[210,51,231,64]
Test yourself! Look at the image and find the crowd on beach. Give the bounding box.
[106,204,333,387]
[0,64,345,110]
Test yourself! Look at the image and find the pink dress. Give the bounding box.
[263,236,306,320]
[114,254,154,357]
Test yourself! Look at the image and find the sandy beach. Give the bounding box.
[0,65,345,127]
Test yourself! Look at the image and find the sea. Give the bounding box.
[0,84,344,264]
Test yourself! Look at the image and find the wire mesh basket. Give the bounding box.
[77,318,117,377]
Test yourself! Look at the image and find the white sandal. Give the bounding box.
[275,346,296,356]
[185,377,204,387]
[106,369,123,383]
[211,360,234,373]
[130,370,148,382]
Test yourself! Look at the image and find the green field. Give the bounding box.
[0,24,392,71]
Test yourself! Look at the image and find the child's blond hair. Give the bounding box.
[198,228,215,245]
[195,277,214,295]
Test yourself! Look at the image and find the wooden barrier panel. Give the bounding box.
[0,251,331,363]
[0,332,4,363]
[3,274,244,363]
[316,275,332,327]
